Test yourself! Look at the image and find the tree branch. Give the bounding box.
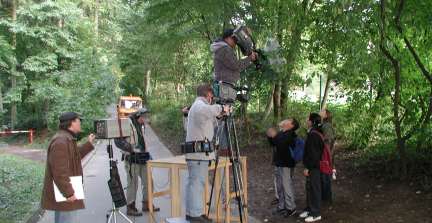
[393,0,432,84]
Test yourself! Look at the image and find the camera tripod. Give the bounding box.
[105,140,133,223]
[207,108,248,223]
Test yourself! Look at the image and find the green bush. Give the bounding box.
[0,155,44,223]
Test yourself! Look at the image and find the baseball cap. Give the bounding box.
[59,112,82,122]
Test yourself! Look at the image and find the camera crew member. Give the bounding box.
[211,28,257,85]
[114,108,160,216]
[184,84,229,223]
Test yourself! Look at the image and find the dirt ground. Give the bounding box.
[244,144,432,223]
[154,125,432,223]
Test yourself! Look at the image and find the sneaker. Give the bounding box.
[283,209,297,217]
[305,216,322,222]
[299,211,309,218]
[186,215,213,223]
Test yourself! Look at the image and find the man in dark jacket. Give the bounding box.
[41,112,95,223]
[114,108,160,216]
[267,118,300,217]
[299,113,324,222]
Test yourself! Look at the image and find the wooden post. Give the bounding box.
[242,158,248,223]
[225,161,231,223]
[147,163,154,223]
[28,129,34,144]
[171,166,181,217]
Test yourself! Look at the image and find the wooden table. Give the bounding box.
[146,155,248,223]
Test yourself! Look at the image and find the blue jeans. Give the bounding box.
[54,210,78,223]
[186,160,209,217]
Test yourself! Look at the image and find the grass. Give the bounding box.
[0,154,44,223]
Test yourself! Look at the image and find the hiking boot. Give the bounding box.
[186,215,213,223]
[142,201,160,212]
[305,215,322,222]
[126,202,143,216]
[283,209,297,217]
[299,211,309,218]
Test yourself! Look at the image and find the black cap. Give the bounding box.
[59,112,82,123]
[222,29,234,39]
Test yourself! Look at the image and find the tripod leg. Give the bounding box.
[107,211,114,223]
[207,156,219,216]
[118,210,134,223]
[225,116,245,223]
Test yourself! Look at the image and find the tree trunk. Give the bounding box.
[263,85,275,121]
[280,0,309,117]
[379,0,407,178]
[273,81,282,122]
[0,83,3,114]
[321,73,332,110]
[94,0,99,38]
[10,0,17,130]
[146,70,151,96]
[280,77,288,117]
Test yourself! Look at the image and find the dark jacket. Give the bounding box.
[211,40,252,84]
[41,130,94,211]
[303,128,324,170]
[268,130,297,168]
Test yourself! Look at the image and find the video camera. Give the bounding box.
[232,26,263,70]
[213,81,249,105]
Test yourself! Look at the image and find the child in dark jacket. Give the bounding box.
[299,113,324,222]
[267,118,300,217]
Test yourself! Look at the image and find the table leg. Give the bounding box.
[147,163,154,223]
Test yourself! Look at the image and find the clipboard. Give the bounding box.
[53,176,85,202]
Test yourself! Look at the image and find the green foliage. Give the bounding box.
[0,154,44,223]
[0,0,120,133]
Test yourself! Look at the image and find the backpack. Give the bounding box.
[289,138,305,163]
[311,130,333,174]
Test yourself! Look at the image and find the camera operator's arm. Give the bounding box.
[198,103,225,119]
[218,46,256,72]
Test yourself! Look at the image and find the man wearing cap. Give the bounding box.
[211,28,257,85]
[114,108,160,216]
[41,112,96,223]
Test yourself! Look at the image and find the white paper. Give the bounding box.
[53,176,85,202]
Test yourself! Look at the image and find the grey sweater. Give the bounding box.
[185,97,222,160]
[211,40,253,84]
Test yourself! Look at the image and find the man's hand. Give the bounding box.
[303,169,310,177]
[223,105,231,114]
[66,194,77,202]
[266,128,277,138]
[182,106,189,114]
[249,52,258,61]
[88,134,96,144]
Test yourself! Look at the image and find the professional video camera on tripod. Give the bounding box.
[94,117,133,223]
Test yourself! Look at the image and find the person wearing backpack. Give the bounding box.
[320,109,336,203]
[267,118,300,217]
[299,113,325,222]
